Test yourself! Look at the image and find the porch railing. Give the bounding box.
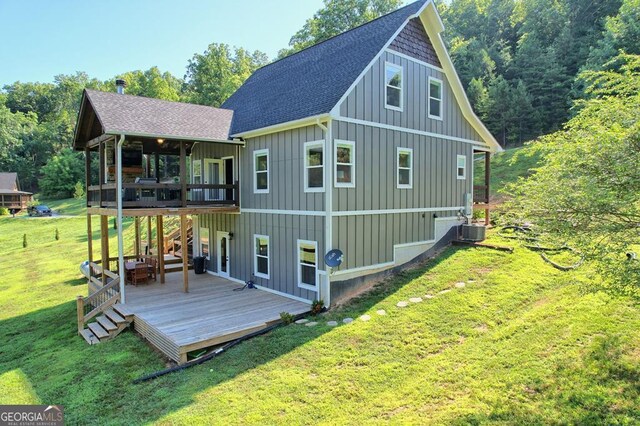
[76,263,120,334]
[86,181,239,209]
[473,185,489,204]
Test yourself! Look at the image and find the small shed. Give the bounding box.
[0,173,32,212]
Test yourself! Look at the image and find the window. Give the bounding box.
[192,159,202,184]
[297,240,318,290]
[253,149,269,193]
[200,227,209,259]
[457,155,467,180]
[254,234,270,279]
[429,77,443,120]
[334,140,355,187]
[397,148,413,189]
[385,63,403,111]
[304,141,324,192]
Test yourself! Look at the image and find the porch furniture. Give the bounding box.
[130,263,149,286]
[145,257,158,281]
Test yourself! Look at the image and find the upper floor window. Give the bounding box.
[335,140,355,188]
[254,234,270,279]
[304,141,324,192]
[397,147,413,189]
[253,149,269,194]
[385,63,403,111]
[457,155,467,180]
[429,77,443,120]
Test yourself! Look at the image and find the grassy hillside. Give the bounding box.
[0,210,638,424]
[475,145,542,199]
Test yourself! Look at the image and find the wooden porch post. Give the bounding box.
[147,216,153,254]
[84,147,91,207]
[157,215,165,284]
[485,152,491,226]
[100,215,109,282]
[99,141,105,206]
[134,217,140,259]
[87,214,93,263]
[180,214,189,293]
[180,141,187,207]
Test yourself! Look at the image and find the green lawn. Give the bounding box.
[0,203,638,424]
[475,146,542,198]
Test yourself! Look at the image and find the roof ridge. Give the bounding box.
[252,0,426,73]
[84,89,233,113]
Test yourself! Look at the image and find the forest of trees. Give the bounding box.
[0,0,638,196]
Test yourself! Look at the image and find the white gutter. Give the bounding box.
[116,134,126,303]
[316,118,332,306]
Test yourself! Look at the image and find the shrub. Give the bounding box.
[55,228,60,241]
[73,181,85,199]
[279,312,295,324]
[311,299,325,315]
[23,234,27,248]
[0,208,8,216]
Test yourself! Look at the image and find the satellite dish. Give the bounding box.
[325,249,344,267]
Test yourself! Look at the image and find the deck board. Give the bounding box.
[121,272,310,363]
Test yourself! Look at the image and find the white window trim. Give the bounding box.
[334,139,355,188]
[397,147,413,189]
[384,62,403,112]
[297,239,318,292]
[304,140,325,193]
[428,76,443,120]
[253,149,269,194]
[457,154,467,180]
[253,234,270,279]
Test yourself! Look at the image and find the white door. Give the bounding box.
[217,231,230,278]
[204,159,223,201]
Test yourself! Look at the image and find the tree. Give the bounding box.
[184,44,269,107]
[116,67,182,101]
[586,0,640,69]
[38,148,85,198]
[504,54,640,298]
[279,0,403,57]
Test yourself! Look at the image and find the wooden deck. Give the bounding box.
[120,271,310,363]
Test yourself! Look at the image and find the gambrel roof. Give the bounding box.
[222,1,425,136]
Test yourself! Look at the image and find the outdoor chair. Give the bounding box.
[145,257,158,281]
[130,263,149,286]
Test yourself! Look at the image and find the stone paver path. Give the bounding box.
[396,301,409,307]
[305,321,318,327]
[360,314,371,321]
[343,317,354,324]
[327,321,338,327]
[455,282,466,288]
[376,309,386,315]
[295,319,309,324]
[409,297,423,303]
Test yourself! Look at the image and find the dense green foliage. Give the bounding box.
[278,0,403,58]
[504,54,640,297]
[0,212,638,423]
[438,0,637,147]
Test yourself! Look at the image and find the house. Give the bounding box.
[0,172,32,213]
[72,0,500,363]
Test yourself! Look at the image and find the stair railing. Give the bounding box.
[76,263,121,334]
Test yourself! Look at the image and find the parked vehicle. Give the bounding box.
[28,205,52,217]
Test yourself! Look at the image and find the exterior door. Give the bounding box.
[217,231,230,278]
[204,159,223,201]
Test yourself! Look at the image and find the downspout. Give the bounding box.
[116,134,126,303]
[316,118,332,306]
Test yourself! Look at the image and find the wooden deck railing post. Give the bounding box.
[180,214,189,293]
[157,215,165,284]
[180,141,187,207]
[76,296,85,334]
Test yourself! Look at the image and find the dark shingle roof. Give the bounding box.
[85,90,234,141]
[222,0,426,135]
[0,172,30,194]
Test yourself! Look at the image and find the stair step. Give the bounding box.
[96,315,118,332]
[165,258,182,265]
[80,328,100,345]
[104,308,127,325]
[88,322,109,340]
[112,304,134,320]
[164,265,193,273]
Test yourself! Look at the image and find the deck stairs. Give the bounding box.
[79,304,134,345]
[163,255,194,274]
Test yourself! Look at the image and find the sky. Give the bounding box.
[0,0,325,86]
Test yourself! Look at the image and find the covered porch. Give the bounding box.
[118,271,310,364]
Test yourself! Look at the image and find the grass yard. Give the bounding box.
[0,202,638,424]
[475,145,542,198]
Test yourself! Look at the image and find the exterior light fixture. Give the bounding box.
[157,138,165,144]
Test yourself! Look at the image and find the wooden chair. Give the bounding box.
[131,263,149,286]
[145,257,158,281]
